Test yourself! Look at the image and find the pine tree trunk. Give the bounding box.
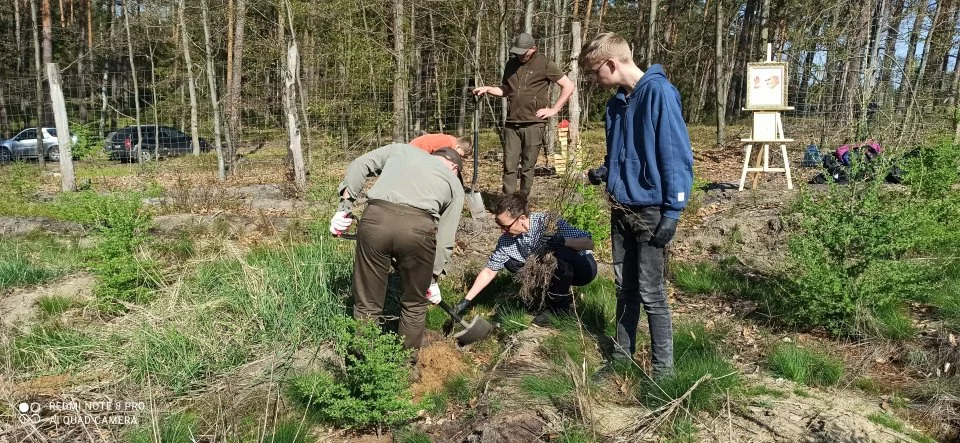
[200,0,226,180]
[15,0,22,72]
[647,0,658,65]
[715,0,727,148]
[31,0,45,167]
[392,0,407,141]
[227,0,247,170]
[179,0,201,156]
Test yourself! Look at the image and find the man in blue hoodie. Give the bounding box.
[579,32,694,377]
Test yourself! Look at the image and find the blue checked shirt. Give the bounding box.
[486,212,592,272]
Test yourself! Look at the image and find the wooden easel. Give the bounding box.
[739,44,794,191]
[738,111,794,190]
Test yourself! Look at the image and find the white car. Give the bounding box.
[0,127,78,163]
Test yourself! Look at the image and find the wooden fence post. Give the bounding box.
[46,62,75,192]
[284,43,307,192]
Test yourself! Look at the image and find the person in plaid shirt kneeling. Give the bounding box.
[454,192,597,326]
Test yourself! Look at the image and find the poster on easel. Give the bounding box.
[745,62,789,110]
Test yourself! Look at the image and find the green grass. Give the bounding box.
[127,412,198,443]
[577,277,617,336]
[854,378,881,395]
[393,428,432,443]
[556,425,595,443]
[261,420,310,443]
[520,374,574,402]
[640,323,741,414]
[124,323,247,394]
[542,317,600,369]
[793,387,812,398]
[867,412,903,432]
[742,385,787,398]
[37,294,76,318]
[10,325,98,372]
[494,304,530,334]
[0,237,80,292]
[671,260,744,296]
[0,254,54,291]
[767,343,844,387]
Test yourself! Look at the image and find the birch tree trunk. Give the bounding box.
[283,0,312,167]
[200,0,226,180]
[569,21,581,166]
[41,0,52,65]
[98,67,107,137]
[47,63,75,192]
[284,43,306,191]
[179,0,201,156]
[121,0,142,165]
[524,0,534,34]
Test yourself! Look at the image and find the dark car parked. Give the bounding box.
[105,125,209,162]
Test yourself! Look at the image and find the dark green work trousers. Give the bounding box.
[502,122,545,195]
[352,199,437,353]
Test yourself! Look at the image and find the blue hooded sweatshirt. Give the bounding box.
[604,64,694,220]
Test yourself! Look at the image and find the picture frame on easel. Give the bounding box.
[745,62,789,110]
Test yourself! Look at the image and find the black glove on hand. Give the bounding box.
[453,299,472,317]
[587,166,608,185]
[649,216,679,248]
[546,234,566,249]
[504,258,525,273]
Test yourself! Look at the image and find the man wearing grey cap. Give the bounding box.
[473,32,574,195]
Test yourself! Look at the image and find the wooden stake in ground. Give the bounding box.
[284,43,307,192]
[46,63,75,192]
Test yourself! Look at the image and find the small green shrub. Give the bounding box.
[69,123,102,160]
[562,183,609,243]
[287,319,417,429]
[767,344,843,387]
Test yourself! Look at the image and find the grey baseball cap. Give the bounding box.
[432,147,464,183]
[509,33,536,55]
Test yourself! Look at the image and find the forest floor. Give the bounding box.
[0,124,956,442]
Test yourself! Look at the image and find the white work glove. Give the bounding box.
[425,282,442,304]
[329,211,353,236]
